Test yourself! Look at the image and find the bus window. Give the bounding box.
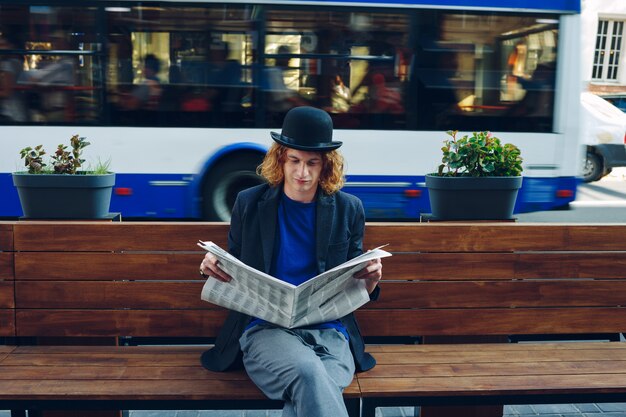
[106,5,258,127]
[411,11,558,132]
[0,5,102,125]
[263,9,412,129]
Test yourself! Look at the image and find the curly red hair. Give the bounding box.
[258,143,345,194]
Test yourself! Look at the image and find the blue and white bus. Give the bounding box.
[0,0,581,220]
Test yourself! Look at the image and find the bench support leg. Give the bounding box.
[420,405,503,417]
[345,397,361,417]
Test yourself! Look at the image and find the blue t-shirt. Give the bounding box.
[246,193,348,340]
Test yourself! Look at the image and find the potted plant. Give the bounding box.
[12,134,115,219]
[425,130,523,220]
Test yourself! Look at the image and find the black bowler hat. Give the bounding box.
[270,106,342,151]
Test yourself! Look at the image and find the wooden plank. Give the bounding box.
[358,373,626,397]
[0,346,15,363]
[366,342,626,353]
[14,222,626,252]
[14,251,626,282]
[355,307,626,336]
[11,344,626,364]
[381,252,626,280]
[0,223,13,251]
[13,345,212,354]
[360,360,626,378]
[0,378,360,400]
[0,365,249,380]
[0,309,14,337]
[0,253,14,280]
[2,352,221,367]
[17,280,626,309]
[14,222,229,251]
[0,281,14,308]
[16,310,228,337]
[0,379,268,401]
[15,253,202,281]
[364,223,626,252]
[16,281,208,309]
[514,252,626,279]
[369,349,626,364]
[372,280,626,309]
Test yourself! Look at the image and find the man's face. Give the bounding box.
[282,148,323,203]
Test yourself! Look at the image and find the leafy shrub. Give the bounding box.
[435,130,523,177]
[20,135,91,174]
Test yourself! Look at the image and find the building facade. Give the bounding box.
[582,0,626,94]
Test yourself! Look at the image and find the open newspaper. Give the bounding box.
[198,241,391,329]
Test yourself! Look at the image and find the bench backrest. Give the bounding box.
[2,221,626,340]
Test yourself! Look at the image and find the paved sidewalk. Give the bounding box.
[123,404,626,417]
[3,404,626,416]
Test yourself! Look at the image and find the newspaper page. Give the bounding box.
[198,241,391,328]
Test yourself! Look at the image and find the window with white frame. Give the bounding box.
[593,19,624,81]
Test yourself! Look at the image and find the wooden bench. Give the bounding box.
[358,222,626,417]
[1,221,626,417]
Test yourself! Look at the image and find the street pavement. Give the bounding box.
[2,403,626,416]
[123,404,626,417]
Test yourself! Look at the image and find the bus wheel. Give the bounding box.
[202,153,265,221]
[582,152,603,183]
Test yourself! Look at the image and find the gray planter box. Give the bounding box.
[425,175,522,220]
[12,172,115,219]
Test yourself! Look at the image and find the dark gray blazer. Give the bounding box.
[200,183,378,372]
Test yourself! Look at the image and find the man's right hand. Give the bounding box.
[199,253,232,282]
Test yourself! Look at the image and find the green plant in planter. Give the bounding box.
[19,134,91,174]
[436,130,523,177]
[14,134,115,219]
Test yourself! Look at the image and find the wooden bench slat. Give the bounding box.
[16,281,209,309]
[382,252,626,280]
[16,280,626,309]
[13,345,211,354]
[16,310,227,337]
[16,308,626,337]
[363,224,626,252]
[15,252,626,281]
[0,379,269,400]
[361,360,626,378]
[16,222,626,252]
[370,348,626,364]
[3,352,212,367]
[366,342,626,353]
[0,346,15,362]
[358,373,626,397]
[0,253,14,280]
[15,253,203,281]
[374,280,626,308]
[0,223,13,251]
[0,379,360,400]
[0,281,14,308]
[0,366,250,380]
[0,310,14,337]
[356,308,626,336]
[14,222,230,251]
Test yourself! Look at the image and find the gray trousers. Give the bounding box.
[239,324,355,417]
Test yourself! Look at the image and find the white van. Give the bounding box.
[581,92,626,182]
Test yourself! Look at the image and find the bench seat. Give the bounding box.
[0,345,359,409]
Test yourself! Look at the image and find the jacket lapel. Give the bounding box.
[258,185,281,273]
[316,191,335,274]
